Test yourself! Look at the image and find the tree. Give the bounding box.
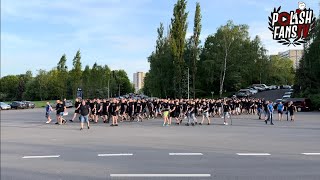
[215,21,249,97]
[70,50,82,98]
[56,54,68,99]
[191,2,201,98]
[170,0,188,98]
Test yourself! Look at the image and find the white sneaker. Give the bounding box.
[221,116,224,119]
[225,122,228,125]
[223,122,226,125]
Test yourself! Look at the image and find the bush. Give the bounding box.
[309,93,320,111]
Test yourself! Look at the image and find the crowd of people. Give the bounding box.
[44,97,298,130]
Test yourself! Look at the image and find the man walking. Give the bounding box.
[79,100,90,130]
[265,101,274,125]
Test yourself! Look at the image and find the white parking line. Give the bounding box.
[22,155,60,159]
[110,174,211,177]
[237,153,271,156]
[169,153,203,156]
[302,153,320,155]
[98,153,133,157]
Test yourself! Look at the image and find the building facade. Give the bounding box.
[278,49,304,70]
[133,72,145,93]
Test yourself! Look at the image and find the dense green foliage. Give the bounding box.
[0,51,134,101]
[144,0,295,98]
[296,16,320,109]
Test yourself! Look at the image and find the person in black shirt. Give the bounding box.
[55,100,63,125]
[79,100,90,130]
[200,102,211,125]
[128,99,135,121]
[70,98,81,122]
[95,99,102,123]
[101,99,108,123]
[119,99,127,122]
[287,101,297,121]
[168,100,175,125]
[257,100,263,119]
[186,101,197,126]
[109,99,120,126]
[223,101,231,125]
[135,100,143,122]
[162,100,170,126]
[89,100,95,122]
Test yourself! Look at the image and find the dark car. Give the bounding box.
[283,98,312,112]
[10,101,27,109]
[22,101,35,109]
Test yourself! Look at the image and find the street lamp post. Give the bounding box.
[211,91,214,99]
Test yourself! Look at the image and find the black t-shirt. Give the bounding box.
[56,103,64,113]
[162,103,169,111]
[202,104,208,112]
[89,103,95,109]
[169,103,175,111]
[136,102,142,112]
[121,103,127,111]
[142,102,146,109]
[96,103,101,112]
[102,102,108,113]
[109,103,117,113]
[223,104,230,112]
[80,104,90,116]
[75,101,80,109]
[257,102,263,108]
[128,102,134,110]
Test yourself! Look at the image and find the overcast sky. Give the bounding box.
[1,0,319,81]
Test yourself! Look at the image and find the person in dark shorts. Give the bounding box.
[135,100,143,122]
[55,100,63,125]
[95,99,102,123]
[110,99,120,126]
[287,101,297,121]
[168,100,176,125]
[277,101,284,121]
[200,101,210,125]
[79,100,90,130]
[102,99,109,123]
[70,98,81,122]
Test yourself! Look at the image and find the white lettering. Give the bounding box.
[272,13,279,26]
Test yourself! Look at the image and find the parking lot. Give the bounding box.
[1,107,320,180]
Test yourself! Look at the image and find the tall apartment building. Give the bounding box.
[133,72,145,93]
[278,49,304,70]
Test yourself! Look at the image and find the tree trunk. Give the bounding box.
[219,50,228,97]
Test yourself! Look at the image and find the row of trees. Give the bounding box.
[143,0,295,98]
[296,15,320,109]
[0,50,134,101]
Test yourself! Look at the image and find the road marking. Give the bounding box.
[98,153,133,157]
[237,153,271,156]
[22,155,60,159]
[302,153,320,155]
[110,174,211,177]
[169,153,203,156]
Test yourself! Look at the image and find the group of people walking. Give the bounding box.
[44,97,298,130]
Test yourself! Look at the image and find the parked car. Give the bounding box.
[284,92,293,96]
[236,89,251,97]
[282,95,291,100]
[10,101,27,109]
[284,98,312,111]
[22,101,35,109]
[247,88,258,95]
[65,100,73,108]
[0,102,11,110]
[252,84,270,91]
[252,86,264,92]
[269,85,277,90]
[281,85,292,89]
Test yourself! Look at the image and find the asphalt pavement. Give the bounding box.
[1,107,320,180]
